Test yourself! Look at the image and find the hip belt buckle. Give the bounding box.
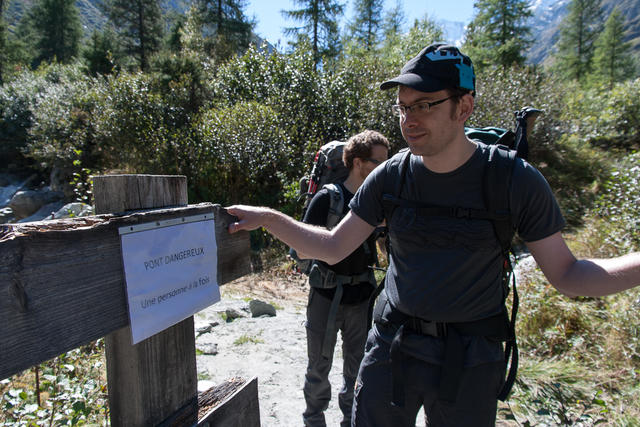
[408,318,447,337]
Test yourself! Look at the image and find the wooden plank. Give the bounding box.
[97,174,196,427]
[93,174,189,214]
[198,377,260,427]
[0,203,251,381]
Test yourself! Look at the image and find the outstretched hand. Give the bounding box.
[226,205,270,233]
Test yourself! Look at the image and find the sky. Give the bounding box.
[245,0,476,46]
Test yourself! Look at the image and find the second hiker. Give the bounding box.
[301,130,389,427]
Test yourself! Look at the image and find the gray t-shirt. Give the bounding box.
[351,142,565,322]
[350,143,565,366]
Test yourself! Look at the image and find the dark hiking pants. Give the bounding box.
[352,326,505,427]
[303,289,369,427]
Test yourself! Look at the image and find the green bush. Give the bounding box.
[24,68,100,198]
[192,101,296,209]
[212,45,327,154]
[323,53,401,152]
[564,79,640,150]
[593,152,640,252]
[91,72,178,174]
[473,66,568,155]
[0,47,630,232]
[0,64,86,173]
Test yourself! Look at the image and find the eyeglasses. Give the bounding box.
[362,157,383,165]
[391,95,456,117]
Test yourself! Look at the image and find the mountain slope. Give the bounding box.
[528,0,640,64]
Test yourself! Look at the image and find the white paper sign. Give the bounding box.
[119,215,220,344]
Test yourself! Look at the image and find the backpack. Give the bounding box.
[464,106,542,161]
[290,141,377,289]
[289,182,345,275]
[290,140,348,274]
[371,106,542,403]
[298,140,349,215]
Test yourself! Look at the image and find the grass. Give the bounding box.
[197,372,211,381]
[497,245,640,425]
[270,301,284,311]
[233,332,264,346]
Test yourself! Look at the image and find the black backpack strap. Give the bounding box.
[321,283,343,359]
[371,150,410,331]
[484,144,516,255]
[495,129,516,150]
[367,274,385,330]
[499,270,519,401]
[483,143,519,401]
[382,149,411,224]
[323,183,344,229]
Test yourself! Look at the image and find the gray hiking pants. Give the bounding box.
[352,325,505,427]
[303,288,369,427]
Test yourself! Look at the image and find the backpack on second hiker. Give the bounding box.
[289,140,348,275]
[290,140,377,289]
[298,140,349,219]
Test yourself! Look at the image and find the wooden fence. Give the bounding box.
[0,175,258,426]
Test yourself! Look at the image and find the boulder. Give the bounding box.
[9,189,64,220]
[197,343,219,355]
[196,322,219,337]
[18,202,66,223]
[225,308,246,321]
[0,207,14,223]
[52,202,94,219]
[249,299,276,318]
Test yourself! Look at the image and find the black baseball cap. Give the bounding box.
[380,43,475,93]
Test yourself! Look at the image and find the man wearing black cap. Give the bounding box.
[227,43,640,426]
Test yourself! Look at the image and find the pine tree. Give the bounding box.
[382,0,405,37]
[196,0,254,62]
[463,0,532,70]
[167,14,187,53]
[22,0,82,66]
[553,0,604,82]
[348,0,384,50]
[105,0,164,71]
[591,8,635,89]
[380,0,405,52]
[282,0,345,68]
[83,27,119,76]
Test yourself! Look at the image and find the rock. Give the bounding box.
[18,201,66,223]
[52,202,94,219]
[197,325,213,336]
[9,189,64,220]
[49,168,66,193]
[249,299,276,318]
[196,321,220,337]
[0,207,14,223]
[0,185,20,208]
[225,308,246,321]
[197,343,218,355]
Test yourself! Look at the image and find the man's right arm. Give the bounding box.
[227,206,375,265]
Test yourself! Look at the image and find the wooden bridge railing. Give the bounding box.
[0,175,255,426]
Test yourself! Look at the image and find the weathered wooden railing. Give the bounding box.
[0,175,256,426]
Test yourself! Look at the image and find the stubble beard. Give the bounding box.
[405,130,446,158]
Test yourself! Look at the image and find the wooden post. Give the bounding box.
[94,175,197,426]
